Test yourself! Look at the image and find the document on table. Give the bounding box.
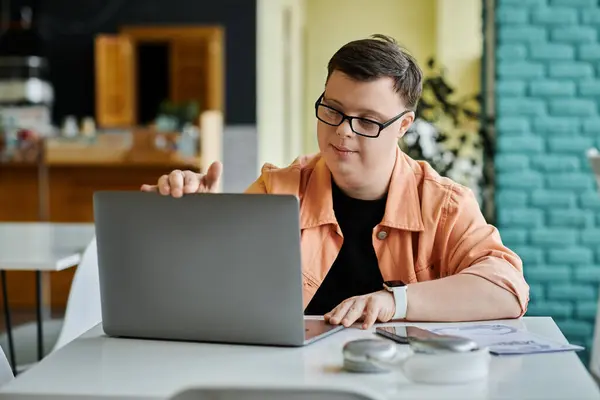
[425,324,584,355]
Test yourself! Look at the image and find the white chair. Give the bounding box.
[0,236,101,370]
[52,236,101,351]
[0,345,14,388]
[588,148,600,382]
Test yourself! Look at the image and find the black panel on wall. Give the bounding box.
[6,0,257,125]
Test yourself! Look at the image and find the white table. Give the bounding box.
[0,223,95,373]
[1,317,598,400]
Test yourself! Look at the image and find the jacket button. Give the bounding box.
[377,230,388,240]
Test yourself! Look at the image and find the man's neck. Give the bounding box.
[336,181,389,201]
[333,157,396,201]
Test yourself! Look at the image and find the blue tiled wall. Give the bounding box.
[495,0,600,363]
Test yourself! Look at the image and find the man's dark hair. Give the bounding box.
[326,34,423,111]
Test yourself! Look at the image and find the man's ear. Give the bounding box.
[396,111,415,139]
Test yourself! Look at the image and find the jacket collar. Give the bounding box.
[299,156,336,230]
[299,147,425,232]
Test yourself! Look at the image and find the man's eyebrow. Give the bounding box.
[322,95,343,107]
[322,95,386,121]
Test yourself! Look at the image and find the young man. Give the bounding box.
[141,34,529,329]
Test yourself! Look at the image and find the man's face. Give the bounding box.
[316,70,414,186]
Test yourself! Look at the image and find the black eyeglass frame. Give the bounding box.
[314,93,412,138]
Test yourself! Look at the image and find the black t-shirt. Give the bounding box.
[304,178,387,315]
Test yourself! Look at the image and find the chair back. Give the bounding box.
[52,237,102,351]
[0,345,14,387]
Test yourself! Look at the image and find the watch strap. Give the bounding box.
[391,286,408,320]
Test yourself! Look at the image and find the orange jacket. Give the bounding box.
[246,147,529,315]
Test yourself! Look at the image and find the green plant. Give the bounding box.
[401,58,495,222]
[156,100,200,131]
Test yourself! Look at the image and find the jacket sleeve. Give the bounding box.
[243,163,277,194]
[244,176,267,194]
[437,185,530,316]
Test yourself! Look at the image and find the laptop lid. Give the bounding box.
[94,191,311,347]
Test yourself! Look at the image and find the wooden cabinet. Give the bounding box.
[95,35,136,128]
[2,26,225,310]
[0,137,202,309]
[95,26,224,129]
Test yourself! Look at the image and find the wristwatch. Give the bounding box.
[383,280,408,320]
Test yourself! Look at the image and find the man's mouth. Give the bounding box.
[331,144,357,154]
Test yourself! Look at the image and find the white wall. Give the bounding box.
[256,0,305,175]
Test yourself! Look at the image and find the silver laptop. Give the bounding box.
[93,191,343,346]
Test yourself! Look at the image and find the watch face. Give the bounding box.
[384,280,405,287]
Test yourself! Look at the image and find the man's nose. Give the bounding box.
[335,118,354,138]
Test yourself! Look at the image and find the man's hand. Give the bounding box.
[140,161,223,197]
[324,290,395,330]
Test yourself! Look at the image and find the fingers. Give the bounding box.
[325,299,353,325]
[167,170,185,198]
[140,184,158,192]
[362,291,396,329]
[325,291,394,330]
[182,170,201,193]
[341,297,367,328]
[158,174,171,196]
[203,161,223,192]
[147,161,222,197]
[362,297,380,330]
[327,297,371,328]
[166,170,204,197]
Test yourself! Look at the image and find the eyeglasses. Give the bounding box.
[314,93,411,138]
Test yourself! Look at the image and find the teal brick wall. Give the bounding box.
[495,0,600,365]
